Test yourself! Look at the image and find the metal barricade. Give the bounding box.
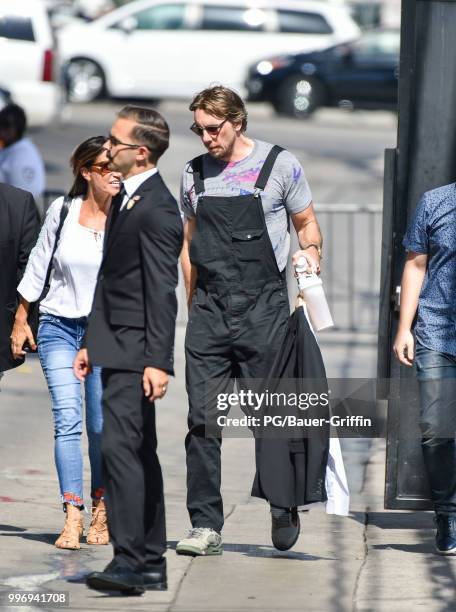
[313,204,383,333]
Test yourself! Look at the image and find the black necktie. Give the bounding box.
[109,183,126,228]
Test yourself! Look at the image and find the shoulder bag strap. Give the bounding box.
[43,196,71,291]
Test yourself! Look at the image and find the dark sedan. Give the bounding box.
[246,28,399,117]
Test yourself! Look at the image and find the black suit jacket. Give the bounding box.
[252,307,330,507]
[85,172,183,374]
[0,183,40,371]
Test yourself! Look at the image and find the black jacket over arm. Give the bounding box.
[85,172,183,374]
[252,307,330,507]
[0,183,40,371]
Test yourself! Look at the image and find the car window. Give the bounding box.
[277,10,332,35]
[0,15,35,41]
[133,4,186,30]
[352,30,400,61]
[201,5,267,31]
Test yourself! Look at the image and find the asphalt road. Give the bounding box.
[35,100,397,206]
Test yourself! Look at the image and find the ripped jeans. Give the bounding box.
[38,314,104,508]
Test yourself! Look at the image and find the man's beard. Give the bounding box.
[207,140,234,161]
[208,146,224,159]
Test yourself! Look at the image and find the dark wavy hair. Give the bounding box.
[67,136,108,198]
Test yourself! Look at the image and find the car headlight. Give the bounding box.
[255,57,292,75]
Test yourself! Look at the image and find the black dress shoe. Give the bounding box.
[270,505,300,551]
[86,559,145,595]
[142,558,167,590]
[435,513,456,555]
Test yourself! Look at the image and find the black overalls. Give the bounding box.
[185,146,291,532]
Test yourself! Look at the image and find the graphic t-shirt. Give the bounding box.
[180,139,312,272]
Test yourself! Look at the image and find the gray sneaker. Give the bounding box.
[176,527,222,556]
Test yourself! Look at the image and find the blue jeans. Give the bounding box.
[415,342,456,514]
[38,314,104,508]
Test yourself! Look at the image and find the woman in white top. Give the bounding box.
[11,136,121,550]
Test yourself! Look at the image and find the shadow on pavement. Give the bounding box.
[367,510,456,612]
[167,540,335,561]
[372,543,434,554]
[367,511,434,530]
[1,532,57,545]
[345,511,367,526]
[0,525,26,532]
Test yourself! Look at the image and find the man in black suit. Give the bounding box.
[73,106,183,595]
[0,182,40,375]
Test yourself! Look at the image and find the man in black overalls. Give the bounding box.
[178,86,322,555]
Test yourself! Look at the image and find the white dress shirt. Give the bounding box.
[18,196,104,319]
[119,167,158,210]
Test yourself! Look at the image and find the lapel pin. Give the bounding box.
[126,195,141,210]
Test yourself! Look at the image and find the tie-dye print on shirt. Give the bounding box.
[180,140,312,272]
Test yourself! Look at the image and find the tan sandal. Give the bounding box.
[55,503,84,550]
[86,498,109,545]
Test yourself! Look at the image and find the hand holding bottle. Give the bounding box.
[295,257,334,331]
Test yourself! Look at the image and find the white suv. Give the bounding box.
[58,0,360,103]
[0,0,61,127]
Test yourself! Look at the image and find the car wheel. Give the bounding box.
[65,59,105,103]
[274,75,325,118]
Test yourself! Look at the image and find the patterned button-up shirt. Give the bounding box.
[403,182,456,356]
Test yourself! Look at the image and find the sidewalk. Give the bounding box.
[0,327,454,611]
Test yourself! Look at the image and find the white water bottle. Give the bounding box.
[295,256,334,331]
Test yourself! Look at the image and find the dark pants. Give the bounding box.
[415,343,456,515]
[101,369,166,570]
[185,281,289,533]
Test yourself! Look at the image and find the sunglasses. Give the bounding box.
[190,119,228,137]
[107,133,146,149]
[91,162,112,176]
